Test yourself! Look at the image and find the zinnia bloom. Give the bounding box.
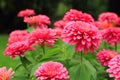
[102,27,120,45]
[17,9,35,17]
[24,14,51,28]
[97,12,118,29]
[34,61,69,80]
[63,9,94,23]
[28,28,56,46]
[62,21,101,53]
[98,12,118,22]
[0,66,14,80]
[8,30,29,45]
[106,55,120,80]
[96,49,118,66]
[4,41,33,58]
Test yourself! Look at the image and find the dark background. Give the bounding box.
[0,0,119,34]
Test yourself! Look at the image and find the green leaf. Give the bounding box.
[14,63,22,71]
[39,47,61,61]
[30,62,42,78]
[25,26,35,32]
[69,58,97,80]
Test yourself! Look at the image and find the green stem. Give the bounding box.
[42,42,45,55]
[104,41,107,49]
[19,56,31,78]
[115,42,117,51]
[80,51,83,64]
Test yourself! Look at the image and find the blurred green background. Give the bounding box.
[0,0,120,70]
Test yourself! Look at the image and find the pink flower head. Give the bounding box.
[28,28,56,46]
[63,9,94,23]
[102,27,120,45]
[62,21,101,53]
[96,49,118,66]
[24,14,51,28]
[4,41,33,58]
[34,61,69,80]
[17,9,35,17]
[54,20,67,29]
[98,12,118,29]
[106,55,120,80]
[8,30,29,45]
[0,67,14,80]
[98,12,118,22]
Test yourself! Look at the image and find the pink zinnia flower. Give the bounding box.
[24,14,51,28]
[106,55,120,80]
[28,28,56,46]
[62,21,101,53]
[98,12,118,22]
[17,9,35,17]
[4,41,33,58]
[97,12,118,29]
[96,49,118,66]
[54,20,67,29]
[0,66,14,80]
[102,27,120,45]
[34,61,69,80]
[63,9,94,23]
[8,30,29,45]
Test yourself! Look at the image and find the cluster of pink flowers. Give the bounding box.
[28,28,56,46]
[4,29,32,58]
[96,49,118,66]
[0,67,14,80]
[106,55,120,80]
[62,21,101,53]
[34,61,69,80]
[17,9,35,17]
[4,8,120,80]
[101,27,120,45]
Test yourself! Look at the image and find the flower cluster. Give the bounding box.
[3,8,120,80]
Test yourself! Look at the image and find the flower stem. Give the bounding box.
[104,41,107,49]
[115,42,117,51]
[41,42,45,55]
[80,51,83,64]
[19,56,31,78]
